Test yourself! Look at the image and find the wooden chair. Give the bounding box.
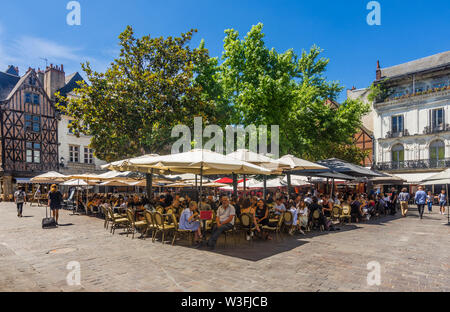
[311,210,324,231]
[143,210,157,241]
[331,205,342,222]
[340,204,352,223]
[283,211,294,234]
[107,207,129,235]
[101,205,111,229]
[152,212,175,244]
[170,214,195,246]
[262,213,285,240]
[126,209,148,239]
[238,213,256,244]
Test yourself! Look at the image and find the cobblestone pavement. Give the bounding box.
[0,202,448,292]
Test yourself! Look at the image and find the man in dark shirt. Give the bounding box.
[389,187,398,215]
[164,191,173,207]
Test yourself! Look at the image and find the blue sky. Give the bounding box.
[0,0,449,101]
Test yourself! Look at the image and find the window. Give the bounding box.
[25,114,40,132]
[429,140,445,167]
[26,142,41,163]
[392,115,404,133]
[25,93,32,103]
[392,144,405,164]
[69,145,80,163]
[431,108,444,130]
[84,147,93,164]
[33,94,40,105]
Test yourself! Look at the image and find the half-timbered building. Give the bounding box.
[0,65,59,197]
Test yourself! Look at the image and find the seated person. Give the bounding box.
[179,201,202,244]
[321,195,333,218]
[255,199,272,240]
[273,197,286,217]
[240,198,257,240]
[285,200,299,235]
[350,195,362,222]
[308,197,327,229]
[297,200,308,234]
[207,196,236,250]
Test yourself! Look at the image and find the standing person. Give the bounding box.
[398,188,411,217]
[415,186,427,220]
[14,186,27,218]
[438,190,447,215]
[389,187,398,215]
[426,191,433,214]
[48,184,63,225]
[207,196,235,250]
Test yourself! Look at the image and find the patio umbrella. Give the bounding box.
[102,154,162,199]
[129,149,270,202]
[315,158,382,178]
[214,177,234,184]
[227,149,288,196]
[203,182,228,188]
[276,155,329,195]
[31,171,69,184]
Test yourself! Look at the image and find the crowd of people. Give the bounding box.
[12,184,447,248]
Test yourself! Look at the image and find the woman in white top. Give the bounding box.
[296,200,308,235]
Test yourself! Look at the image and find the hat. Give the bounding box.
[179,197,185,202]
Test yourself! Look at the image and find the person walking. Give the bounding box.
[34,187,42,207]
[398,188,410,217]
[48,184,63,225]
[415,186,427,220]
[14,186,27,218]
[438,190,447,215]
[426,191,433,214]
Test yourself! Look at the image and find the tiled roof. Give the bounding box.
[0,71,20,101]
[380,51,450,79]
[58,72,85,97]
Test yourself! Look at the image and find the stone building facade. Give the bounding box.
[371,51,450,183]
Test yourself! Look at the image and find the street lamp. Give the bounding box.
[60,157,65,169]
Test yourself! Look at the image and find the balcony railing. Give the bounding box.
[374,158,450,171]
[423,124,450,135]
[385,129,410,139]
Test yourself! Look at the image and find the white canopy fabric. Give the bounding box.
[62,179,89,186]
[252,178,285,189]
[276,155,329,171]
[99,180,132,187]
[129,149,271,175]
[227,149,287,172]
[165,182,195,188]
[394,172,438,184]
[101,154,160,172]
[282,175,311,187]
[31,171,68,183]
[421,169,450,185]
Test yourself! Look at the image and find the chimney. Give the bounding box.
[36,68,44,87]
[376,60,381,80]
[44,64,65,100]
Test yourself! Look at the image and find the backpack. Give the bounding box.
[15,191,25,203]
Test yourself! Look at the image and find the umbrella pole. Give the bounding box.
[232,173,237,197]
[263,175,267,200]
[243,174,247,196]
[287,172,292,199]
[146,170,153,200]
[195,174,198,202]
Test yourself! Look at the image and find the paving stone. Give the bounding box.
[0,202,448,291]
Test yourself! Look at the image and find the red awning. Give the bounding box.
[214,177,233,184]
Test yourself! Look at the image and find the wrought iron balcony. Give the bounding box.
[385,129,410,139]
[423,124,450,135]
[374,158,450,171]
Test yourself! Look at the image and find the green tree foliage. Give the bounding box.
[368,78,393,103]
[214,23,369,163]
[56,26,215,162]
